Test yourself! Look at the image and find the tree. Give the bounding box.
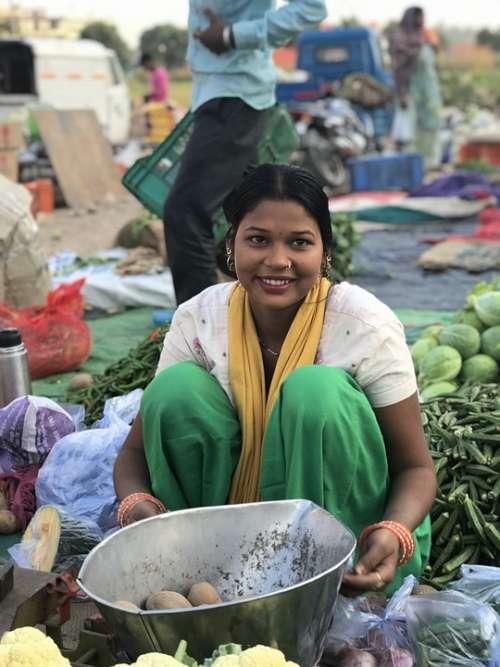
[477,28,500,51]
[139,24,188,69]
[80,21,131,68]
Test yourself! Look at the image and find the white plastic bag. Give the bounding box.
[449,565,500,614]
[35,389,142,532]
[406,590,500,667]
[392,108,412,145]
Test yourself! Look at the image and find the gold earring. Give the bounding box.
[321,255,332,278]
[226,248,235,272]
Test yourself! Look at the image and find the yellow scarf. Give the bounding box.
[228,277,331,504]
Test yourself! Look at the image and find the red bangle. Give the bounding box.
[359,521,416,566]
[117,493,167,527]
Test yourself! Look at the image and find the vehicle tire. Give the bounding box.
[296,129,350,195]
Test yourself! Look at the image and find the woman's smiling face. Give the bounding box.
[231,199,325,312]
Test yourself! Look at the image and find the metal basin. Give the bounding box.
[78,500,356,666]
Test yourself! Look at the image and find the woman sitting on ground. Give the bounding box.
[113,163,436,595]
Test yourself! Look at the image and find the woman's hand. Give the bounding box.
[124,500,164,526]
[341,528,399,596]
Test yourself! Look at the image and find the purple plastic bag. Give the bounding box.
[0,395,75,469]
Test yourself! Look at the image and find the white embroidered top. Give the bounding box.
[156,281,417,408]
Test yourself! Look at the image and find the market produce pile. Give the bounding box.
[114,581,222,611]
[422,382,500,587]
[0,629,298,667]
[115,641,300,667]
[411,278,500,400]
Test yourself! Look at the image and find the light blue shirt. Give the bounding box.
[188,0,327,111]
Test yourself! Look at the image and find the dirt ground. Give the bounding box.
[37,192,145,260]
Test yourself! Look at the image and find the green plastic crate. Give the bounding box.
[122,104,299,243]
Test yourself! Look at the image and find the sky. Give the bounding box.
[9,0,500,47]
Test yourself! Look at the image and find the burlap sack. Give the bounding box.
[0,175,52,307]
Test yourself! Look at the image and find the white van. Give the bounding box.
[0,38,131,144]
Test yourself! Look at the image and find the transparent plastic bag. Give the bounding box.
[326,576,416,666]
[406,590,500,667]
[448,565,500,615]
[35,389,142,532]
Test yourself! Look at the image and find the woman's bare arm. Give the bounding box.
[113,414,163,523]
[343,392,436,593]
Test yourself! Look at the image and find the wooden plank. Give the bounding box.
[0,565,55,633]
[33,109,125,210]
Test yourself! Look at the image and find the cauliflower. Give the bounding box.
[1,627,48,645]
[0,627,70,666]
[136,653,184,666]
[113,648,185,666]
[239,645,288,667]
[212,656,241,667]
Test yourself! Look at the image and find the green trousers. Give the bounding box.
[141,362,430,593]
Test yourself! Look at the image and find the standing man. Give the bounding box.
[140,53,170,104]
[164,1,327,305]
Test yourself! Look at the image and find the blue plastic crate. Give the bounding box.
[347,152,423,192]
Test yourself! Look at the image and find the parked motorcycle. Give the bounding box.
[292,96,375,195]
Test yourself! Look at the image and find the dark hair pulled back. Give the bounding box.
[222,163,333,256]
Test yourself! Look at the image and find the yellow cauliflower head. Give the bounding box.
[0,627,70,666]
[239,645,287,667]
[1,627,48,645]
[0,643,70,666]
[212,655,241,667]
[135,653,183,666]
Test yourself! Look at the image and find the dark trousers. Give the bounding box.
[163,98,268,304]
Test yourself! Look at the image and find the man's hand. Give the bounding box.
[341,528,400,597]
[194,7,230,55]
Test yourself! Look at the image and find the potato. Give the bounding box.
[0,491,8,511]
[145,590,192,610]
[188,581,221,606]
[113,600,139,611]
[68,372,93,391]
[0,510,18,534]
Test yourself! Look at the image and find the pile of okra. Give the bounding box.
[68,325,168,426]
[422,383,500,588]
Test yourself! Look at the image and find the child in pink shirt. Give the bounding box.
[140,53,169,103]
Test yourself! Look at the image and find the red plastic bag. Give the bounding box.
[0,280,92,379]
